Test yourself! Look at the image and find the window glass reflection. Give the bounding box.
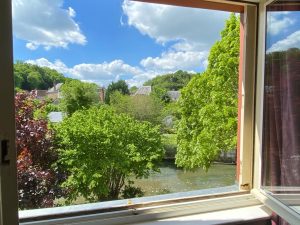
[262,0,300,216]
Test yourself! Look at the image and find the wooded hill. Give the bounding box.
[143,70,194,91]
[14,61,66,91]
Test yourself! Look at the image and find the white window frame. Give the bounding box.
[2,0,299,224]
[251,0,300,224]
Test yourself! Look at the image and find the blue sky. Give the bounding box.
[12,1,300,87]
[266,11,300,53]
[12,0,231,87]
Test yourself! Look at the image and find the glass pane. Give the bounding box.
[13,0,239,211]
[262,0,300,216]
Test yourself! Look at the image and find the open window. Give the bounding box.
[260,0,300,218]
[3,0,300,225]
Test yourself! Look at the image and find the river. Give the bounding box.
[132,161,236,196]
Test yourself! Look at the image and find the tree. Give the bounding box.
[144,70,194,91]
[151,86,171,103]
[110,91,164,125]
[27,71,43,90]
[15,92,66,209]
[60,79,99,115]
[176,14,240,170]
[105,80,130,104]
[14,61,65,90]
[129,86,138,95]
[55,106,164,202]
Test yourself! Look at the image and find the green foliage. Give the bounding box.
[14,61,65,90]
[176,14,240,170]
[105,80,130,104]
[161,102,180,133]
[162,134,177,159]
[34,100,60,120]
[15,92,66,209]
[55,106,164,202]
[121,184,144,199]
[110,91,164,125]
[151,86,171,103]
[144,70,194,91]
[60,80,99,115]
[129,86,138,95]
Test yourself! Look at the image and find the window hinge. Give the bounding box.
[240,183,250,190]
[1,139,10,165]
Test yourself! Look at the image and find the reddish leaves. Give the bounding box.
[16,91,65,209]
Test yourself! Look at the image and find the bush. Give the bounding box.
[121,185,144,199]
[162,134,177,159]
[16,91,66,209]
[55,106,164,202]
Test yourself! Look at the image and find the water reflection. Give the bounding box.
[132,160,236,196]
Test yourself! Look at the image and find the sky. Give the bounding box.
[12,1,300,87]
[12,0,232,87]
[266,11,300,53]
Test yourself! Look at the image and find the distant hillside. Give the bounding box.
[14,61,66,91]
[143,70,195,91]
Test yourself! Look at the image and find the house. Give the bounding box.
[34,90,48,99]
[134,88,180,102]
[46,83,63,99]
[167,90,180,101]
[98,87,105,102]
[134,85,152,95]
[48,111,64,123]
[32,83,63,100]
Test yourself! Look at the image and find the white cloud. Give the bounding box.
[26,58,144,87]
[141,50,208,71]
[267,12,295,36]
[12,0,86,50]
[71,60,142,81]
[122,0,229,51]
[26,54,203,87]
[267,30,300,53]
[26,43,38,50]
[26,58,71,74]
[68,7,76,18]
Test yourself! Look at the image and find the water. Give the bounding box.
[132,161,236,196]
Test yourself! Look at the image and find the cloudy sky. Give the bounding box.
[266,11,300,53]
[12,0,231,87]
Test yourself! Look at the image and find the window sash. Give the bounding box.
[253,0,300,224]
[20,193,259,225]
[0,0,260,225]
[0,0,19,225]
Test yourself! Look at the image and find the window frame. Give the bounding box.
[4,0,292,224]
[251,0,300,224]
[0,1,19,225]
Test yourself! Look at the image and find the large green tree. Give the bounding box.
[60,80,99,115]
[176,14,240,170]
[110,91,163,125]
[14,62,65,90]
[105,80,130,104]
[55,106,164,201]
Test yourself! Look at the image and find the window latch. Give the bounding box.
[1,139,10,165]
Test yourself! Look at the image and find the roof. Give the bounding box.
[48,112,64,123]
[135,86,152,96]
[167,91,180,101]
[47,83,63,93]
[35,90,48,99]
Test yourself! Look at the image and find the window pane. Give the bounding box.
[262,0,300,215]
[13,0,239,211]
